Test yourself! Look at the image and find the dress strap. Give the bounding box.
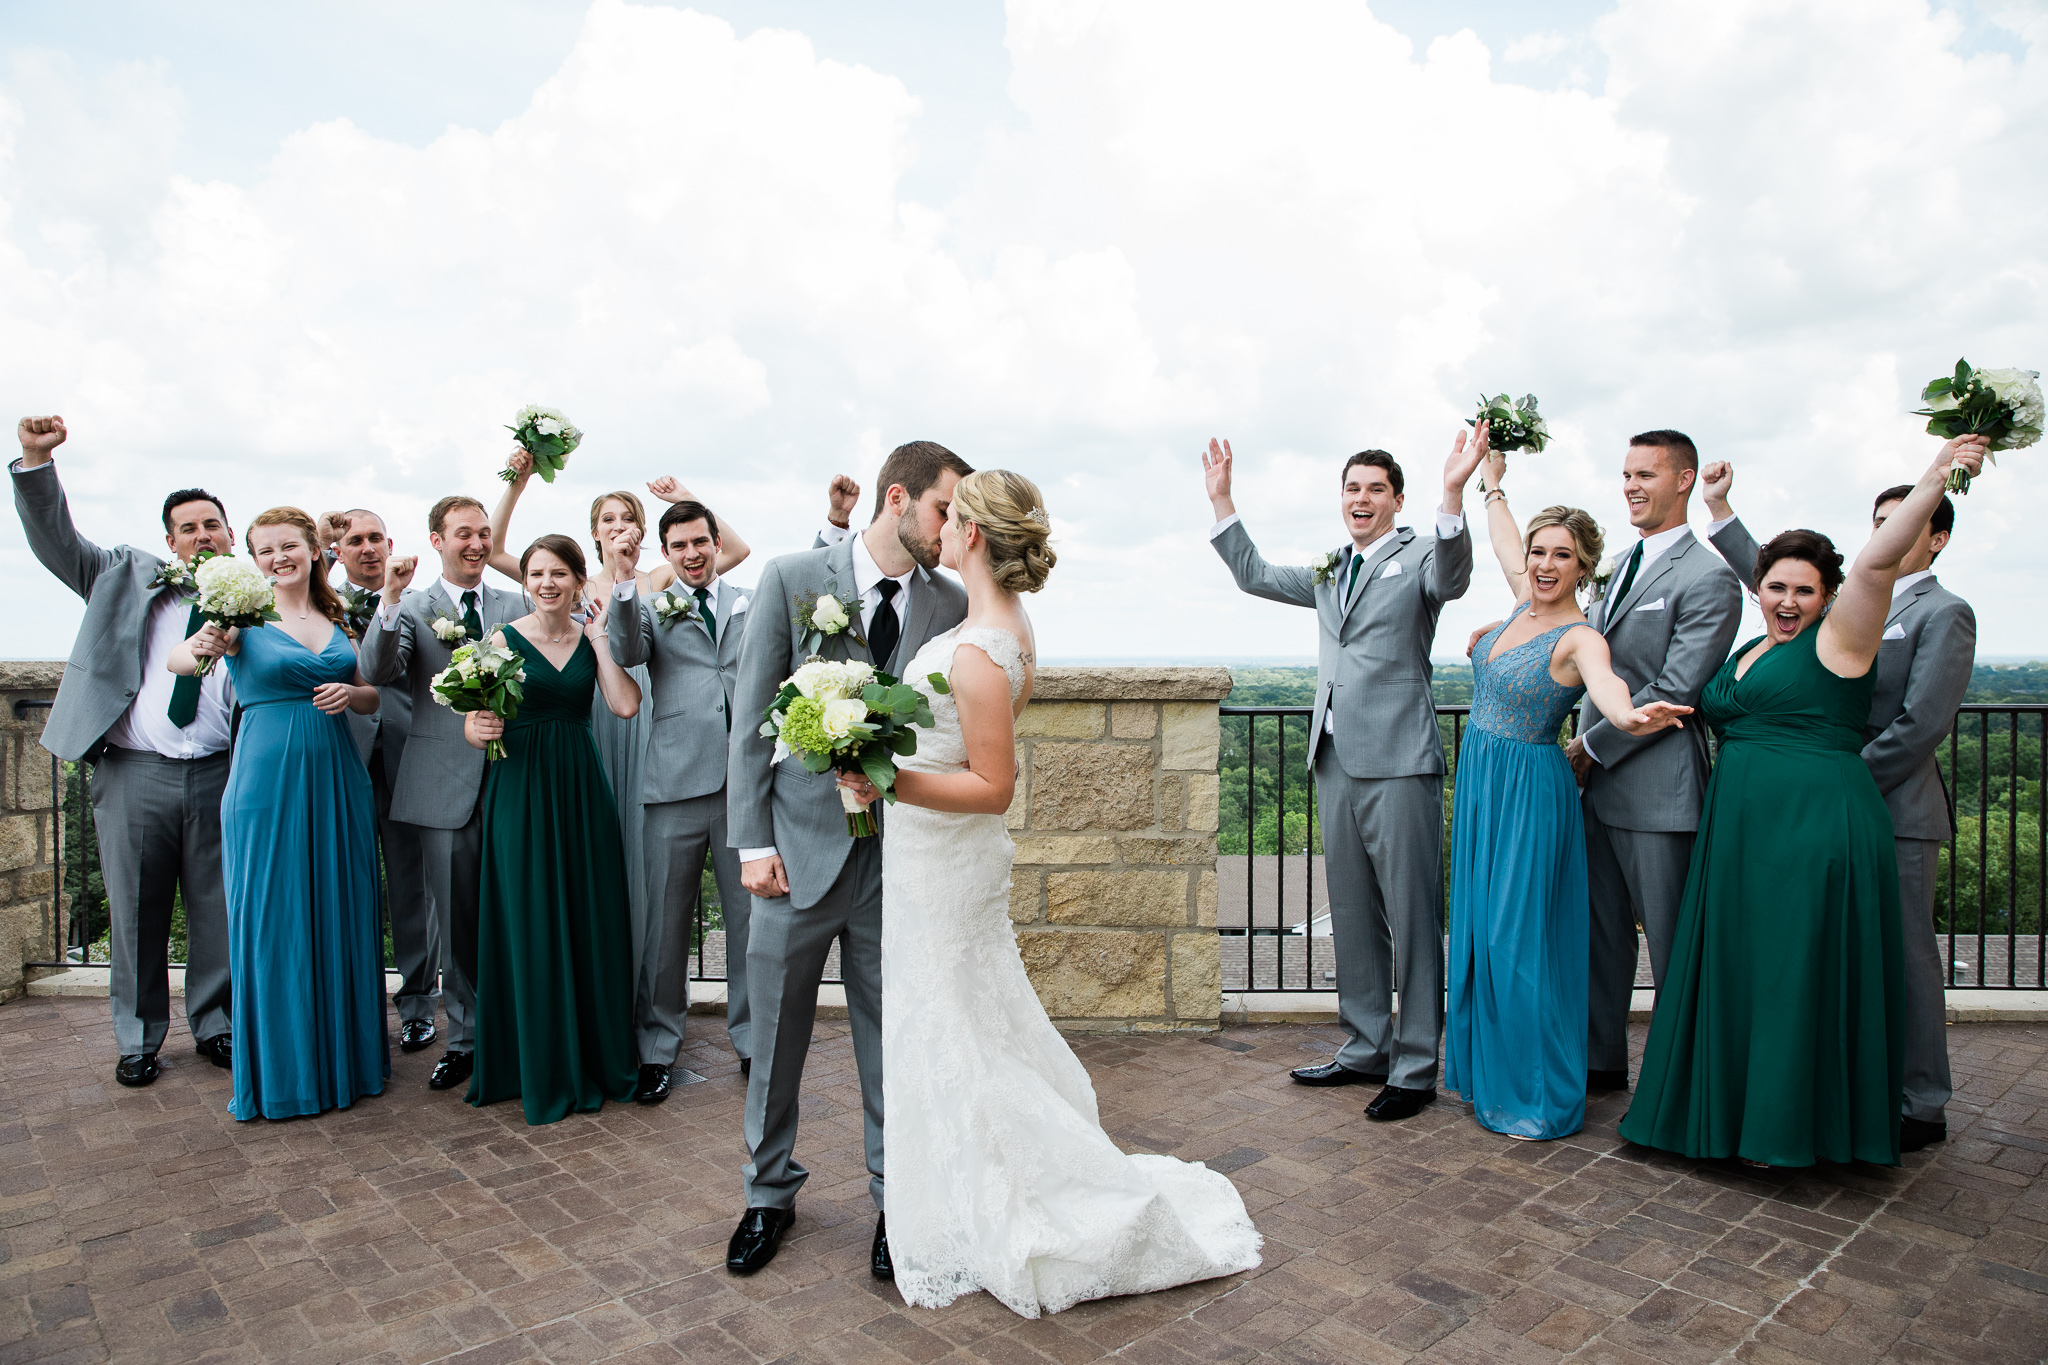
[953,627,1029,698]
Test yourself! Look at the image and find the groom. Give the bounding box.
[725,440,971,1278]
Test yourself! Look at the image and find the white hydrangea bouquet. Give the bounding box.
[1470,393,1550,453]
[501,404,583,483]
[190,554,281,676]
[759,658,941,837]
[430,632,527,761]
[1913,359,2042,493]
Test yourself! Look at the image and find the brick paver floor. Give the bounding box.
[2,995,2044,1364]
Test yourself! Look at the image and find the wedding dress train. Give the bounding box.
[881,625,1262,1318]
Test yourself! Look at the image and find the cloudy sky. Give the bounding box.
[3,0,2043,662]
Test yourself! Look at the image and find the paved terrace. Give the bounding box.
[2,996,2044,1365]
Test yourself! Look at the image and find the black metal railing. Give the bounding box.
[1220,703,2047,993]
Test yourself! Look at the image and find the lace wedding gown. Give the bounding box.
[882,625,1263,1318]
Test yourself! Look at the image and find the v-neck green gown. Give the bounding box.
[467,627,639,1125]
[1620,625,1903,1166]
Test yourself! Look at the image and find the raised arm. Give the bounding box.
[1477,445,1528,602]
[605,540,655,669]
[1427,423,1484,604]
[648,475,752,575]
[1819,436,1985,676]
[12,417,122,600]
[1204,438,1318,607]
[1700,461,1760,592]
[358,552,420,686]
[485,449,531,583]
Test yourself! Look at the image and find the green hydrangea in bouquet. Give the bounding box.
[760,658,942,837]
[1913,359,2041,493]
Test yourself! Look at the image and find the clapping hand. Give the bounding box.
[310,682,354,715]
[1615,701,1692,736]
[827,474,861,529]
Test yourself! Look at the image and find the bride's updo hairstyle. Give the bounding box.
[1522,506,1605,592]
[953,470,1056,593]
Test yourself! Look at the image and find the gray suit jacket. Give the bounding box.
[12,459,190,762]
[1213,518,1473,779]
[727,537,968,907]
[359,578,526,829]
[1710,518,1973,840]
[346,587,416,777]
[1578,529,1743,832]
[610,577,749,805]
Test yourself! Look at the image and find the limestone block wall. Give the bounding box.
[1005,667,1230,1032]
[0,663,65,1003]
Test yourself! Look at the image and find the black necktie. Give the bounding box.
[461,589,482,639]
[868,579,902,667]
[694,586,716,644]
[1612,540,1645,606]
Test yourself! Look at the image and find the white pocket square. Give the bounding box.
[731,595,749,614]
[1633,597,1665,612]
[1883,622,1907,640]
[1378,560,1403,578]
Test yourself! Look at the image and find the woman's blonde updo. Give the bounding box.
[1523,506,1606,593]
[953,469,1056,594]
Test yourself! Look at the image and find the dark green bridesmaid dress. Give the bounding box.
[467,627,639,1125]
[1620,624,1904,1167]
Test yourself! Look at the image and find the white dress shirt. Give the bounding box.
[1580,522,1695,766]
[103,590,236,758]
[1891,568,1934,599]
[378,574,489,626]
[818,522,851,547]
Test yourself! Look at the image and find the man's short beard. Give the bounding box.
[896,520,940,571]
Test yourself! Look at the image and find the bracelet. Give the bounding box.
[1485,490,1507,505]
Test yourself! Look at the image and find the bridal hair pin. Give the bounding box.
[1025,507,1050,528]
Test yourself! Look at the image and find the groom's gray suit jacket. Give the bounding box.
[727,538,968,907]
[359,579,527,828]
[609,578,749,802]
[1577,531,1742,832]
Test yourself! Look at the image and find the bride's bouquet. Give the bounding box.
[501,404,583,483]
[430,632,527,761]
[1470,393,1550,453]
[760,658,941,837]
[190,553,281,676]
[1913,359,2042,492]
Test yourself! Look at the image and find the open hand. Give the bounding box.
[1444,421,1490,499]
[1202,438,1235,513]
[1617,701,1692,736]
[827,474,861,528]
[838,772,880,809]
[311,682,354,715]
[581,595,610,637]
[1466,620,1502,658]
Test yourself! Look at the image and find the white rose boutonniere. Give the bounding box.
[794,578,866,656]
[430,610,470,643]
[1311,550,1342,586]
[651,589,701,628]
[1588,555,1619,602]
[148,553,207,594]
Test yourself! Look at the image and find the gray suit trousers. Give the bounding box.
[1896,838,1952,1123]
[638,791,748,1066]
[742,837,883,1211]
[369,747,436,1026]
[418,792,484,1052]
[90,749,232,1054]
[1584,803,1694,1073]
[1314,749,1444,1089]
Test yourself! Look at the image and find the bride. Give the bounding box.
[838,469,1262,1318]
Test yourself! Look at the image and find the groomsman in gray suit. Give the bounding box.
[724,440,971,1280]
[11,415,235,1086]
[360,495,524,1092]
[607,499,751,1105]
[1566,431,1742,1091]
[1703,463,1973,1152]
[329,510,438,1055]
[1207,431,1483,1122]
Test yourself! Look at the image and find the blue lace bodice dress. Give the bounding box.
[1444,605,1591,1139]
[221,623,389,1120]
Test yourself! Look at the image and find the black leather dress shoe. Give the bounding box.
[871,1213,894,1281]
[398,1020,437,1053]
[115,1054,160,1088]
[634,1064,672,1105]
[1364,1085,1437,1122]
[1587,1069,1629,1092]
[428,1051,473,1091]
[726,1207,795,1275]
[195,1034,232,1069]
[1290,1060,1387,1087]
[739,1058,751,1078]
[1900,1116,1947,1152]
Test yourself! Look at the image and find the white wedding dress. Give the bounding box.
[881,625,1262,1318]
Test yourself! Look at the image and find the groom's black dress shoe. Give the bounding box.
[634,1064,672,1105]
[428,1051,473,1091]
[195,1034,233,1069]
[726,1207,795,1275]
[398,1020,437,1053]
[871,1213,894,1281]
[1364,1085,1437,1122]
[1900,1117,1947,1153]
[1291,1060,1387,1087]
[740,1058,752,1079]
[114,1054,160,1088]
[1587,1069,1630,1093]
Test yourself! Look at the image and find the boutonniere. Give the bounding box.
[339,583,378,631]
[651,589,701,628]
[1588,556,1619,600]
[429,608,470,644]
[1311,550,1343,586]
[793,578,867,656]
[148,549,219,594]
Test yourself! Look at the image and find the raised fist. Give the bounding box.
[17,416,66,460]
[383,554,419,601]
[827,474,861,528]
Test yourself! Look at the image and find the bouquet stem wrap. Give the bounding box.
[841,784,878,839]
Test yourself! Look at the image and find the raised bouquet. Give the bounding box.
[1913,359,2042,493]
[1469,393,1549,453]
[501,405,583,483]
[190,554,280,676]
[759,658,942,837]
[430,633,527,761]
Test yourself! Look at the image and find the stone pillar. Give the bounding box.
[1006,667,1229,1032]
[0,662,66,1003]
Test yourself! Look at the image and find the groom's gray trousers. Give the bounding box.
[1583,808,1694,1075]
[1314,748,1444,1090]
[742,837,884,1212]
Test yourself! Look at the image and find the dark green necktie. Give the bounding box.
[1612,540,1645,605]
[1346,552,1364,601]
[694,586,716,644]
[461,589,482,639]
[167,604,205,728]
